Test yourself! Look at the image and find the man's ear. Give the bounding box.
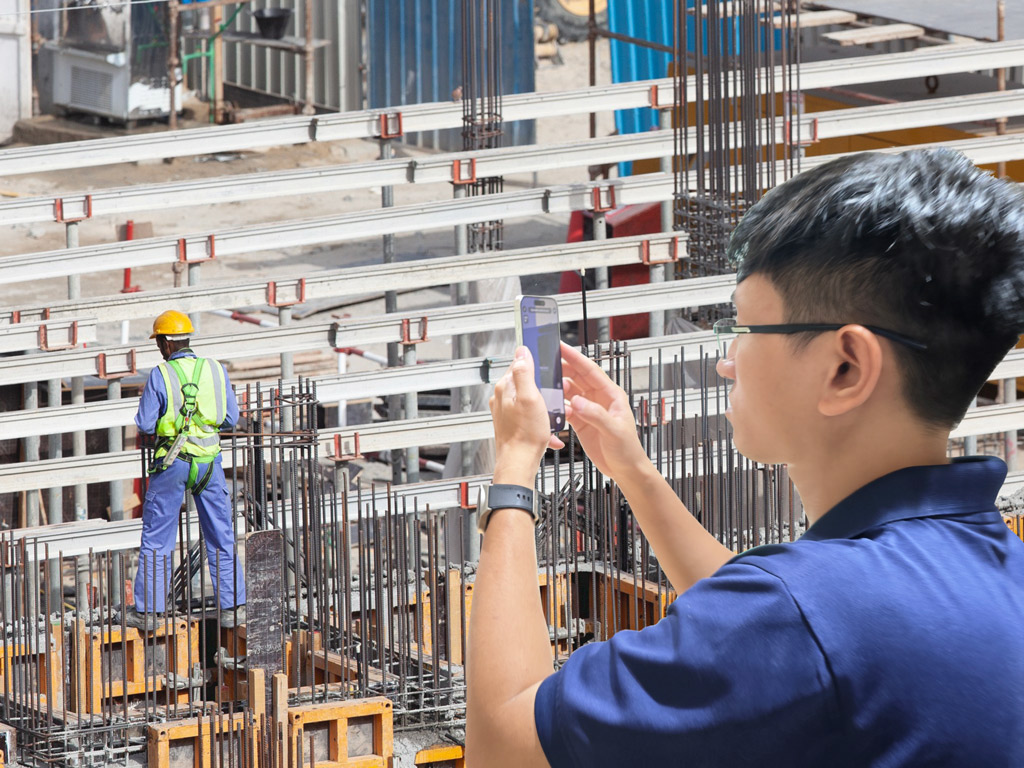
[817,325,884,417]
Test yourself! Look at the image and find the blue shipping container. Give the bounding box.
[367,0,535,151]
[608,0,778,175]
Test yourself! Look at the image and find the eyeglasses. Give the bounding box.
[711,318,928,358]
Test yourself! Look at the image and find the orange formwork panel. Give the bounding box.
[148,710,261,768]
[288,696,393,768]
[1005,514,1024,542]
[70,618,199,715]
[0,620,62,707]
[414,743,465,767]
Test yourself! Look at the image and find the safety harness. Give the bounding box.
[153,357,217,494]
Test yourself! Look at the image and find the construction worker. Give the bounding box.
[124,310,245,630]
[469,149,1024,766]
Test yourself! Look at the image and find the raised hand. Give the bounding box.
[560,342,650,481]
[489,346,565,487]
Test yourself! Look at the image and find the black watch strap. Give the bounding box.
[479,484,537,533]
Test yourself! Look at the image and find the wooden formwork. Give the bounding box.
[70,618,199,715]
[593,569,677,637]
[414,744,464,767]
[148,709,261,768]
[0,620,62,707]
[288,696,393,768]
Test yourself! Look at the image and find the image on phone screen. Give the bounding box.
[517,296,565,432]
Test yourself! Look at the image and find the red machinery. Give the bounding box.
[558,202,662,340]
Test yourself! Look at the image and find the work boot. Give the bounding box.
[219,605,246,628]
[123,606,163,632]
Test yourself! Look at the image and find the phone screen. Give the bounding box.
[517,295,565,432]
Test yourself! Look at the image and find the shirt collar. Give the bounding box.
[802,456,1007,542]
[169,348,196,360]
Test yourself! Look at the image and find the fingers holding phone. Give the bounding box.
[490,347,564,481]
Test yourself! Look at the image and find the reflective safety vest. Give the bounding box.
[154,355,229,461]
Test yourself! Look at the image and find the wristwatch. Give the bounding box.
[477,484,538,533]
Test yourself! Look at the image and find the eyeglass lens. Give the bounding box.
[712,318,736,358]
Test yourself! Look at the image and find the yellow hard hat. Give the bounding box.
[150,310,194,339]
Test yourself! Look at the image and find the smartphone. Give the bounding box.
[514,295,566,432]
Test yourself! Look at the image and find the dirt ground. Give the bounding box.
[0,40,618,366]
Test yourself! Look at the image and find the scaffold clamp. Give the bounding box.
[648,84,675,110]
[785,117,819,147]
[332,433,363,462]
[38,321,79,352]
[401,317,429,345]
[267,278,306,308]
[452,158,478,185]
[96,349,138,380]
[54,195,93,224]
[459,481,478,510]
[640,237,682,265]
[177,235,216,264]
[592,185,617,213]
[379,112,404,139]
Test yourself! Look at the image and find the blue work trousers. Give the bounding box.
[134,454,245,612]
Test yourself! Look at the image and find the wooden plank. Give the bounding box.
[773,9,858,28]
[823,23,926,46]
[245,530,285,684]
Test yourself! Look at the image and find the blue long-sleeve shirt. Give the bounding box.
[135,349,239,435]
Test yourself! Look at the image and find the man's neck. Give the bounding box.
[788,427,950,526]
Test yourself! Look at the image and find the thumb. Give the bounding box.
[511,346,537,392]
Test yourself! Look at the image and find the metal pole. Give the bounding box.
[336,350,347,427]
[23,382,40,621]
[964,398,978,456]
[404,344,420,484]
[1004,378,1018,471]
[47,378,62,609]
[453,185,473,477]
[650,107,673,338]
[303,0,315,116]
[279,306,294,379]
[997,0,1007,178]
[169,1,179,131]
[66,222,88,525]
[593,211,610,342]
[381,138,403,484]
[188,263,201,334]
[108,378,125,604]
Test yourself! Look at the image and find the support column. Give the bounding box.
[278,307,294,380]
[593,211,610,343]
[108,379,125,604]
[381,138,402,485]
[46,378,62,609]
[650,108,673,338]
[453,185,473,478]
[66,221,87,525]
[964,399,978,456]
[1004,379,1018,471]
[404,344,420,485]
[65,220,89,613]
[187,263,201,334]
[23,382,40,619]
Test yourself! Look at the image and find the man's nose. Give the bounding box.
[715,353,735,380]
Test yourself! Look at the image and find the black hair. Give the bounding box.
[729,148,1024,429]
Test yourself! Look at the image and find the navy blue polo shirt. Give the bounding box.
[535,457,1024,767]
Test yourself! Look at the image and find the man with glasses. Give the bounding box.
[467,148,1024,767]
